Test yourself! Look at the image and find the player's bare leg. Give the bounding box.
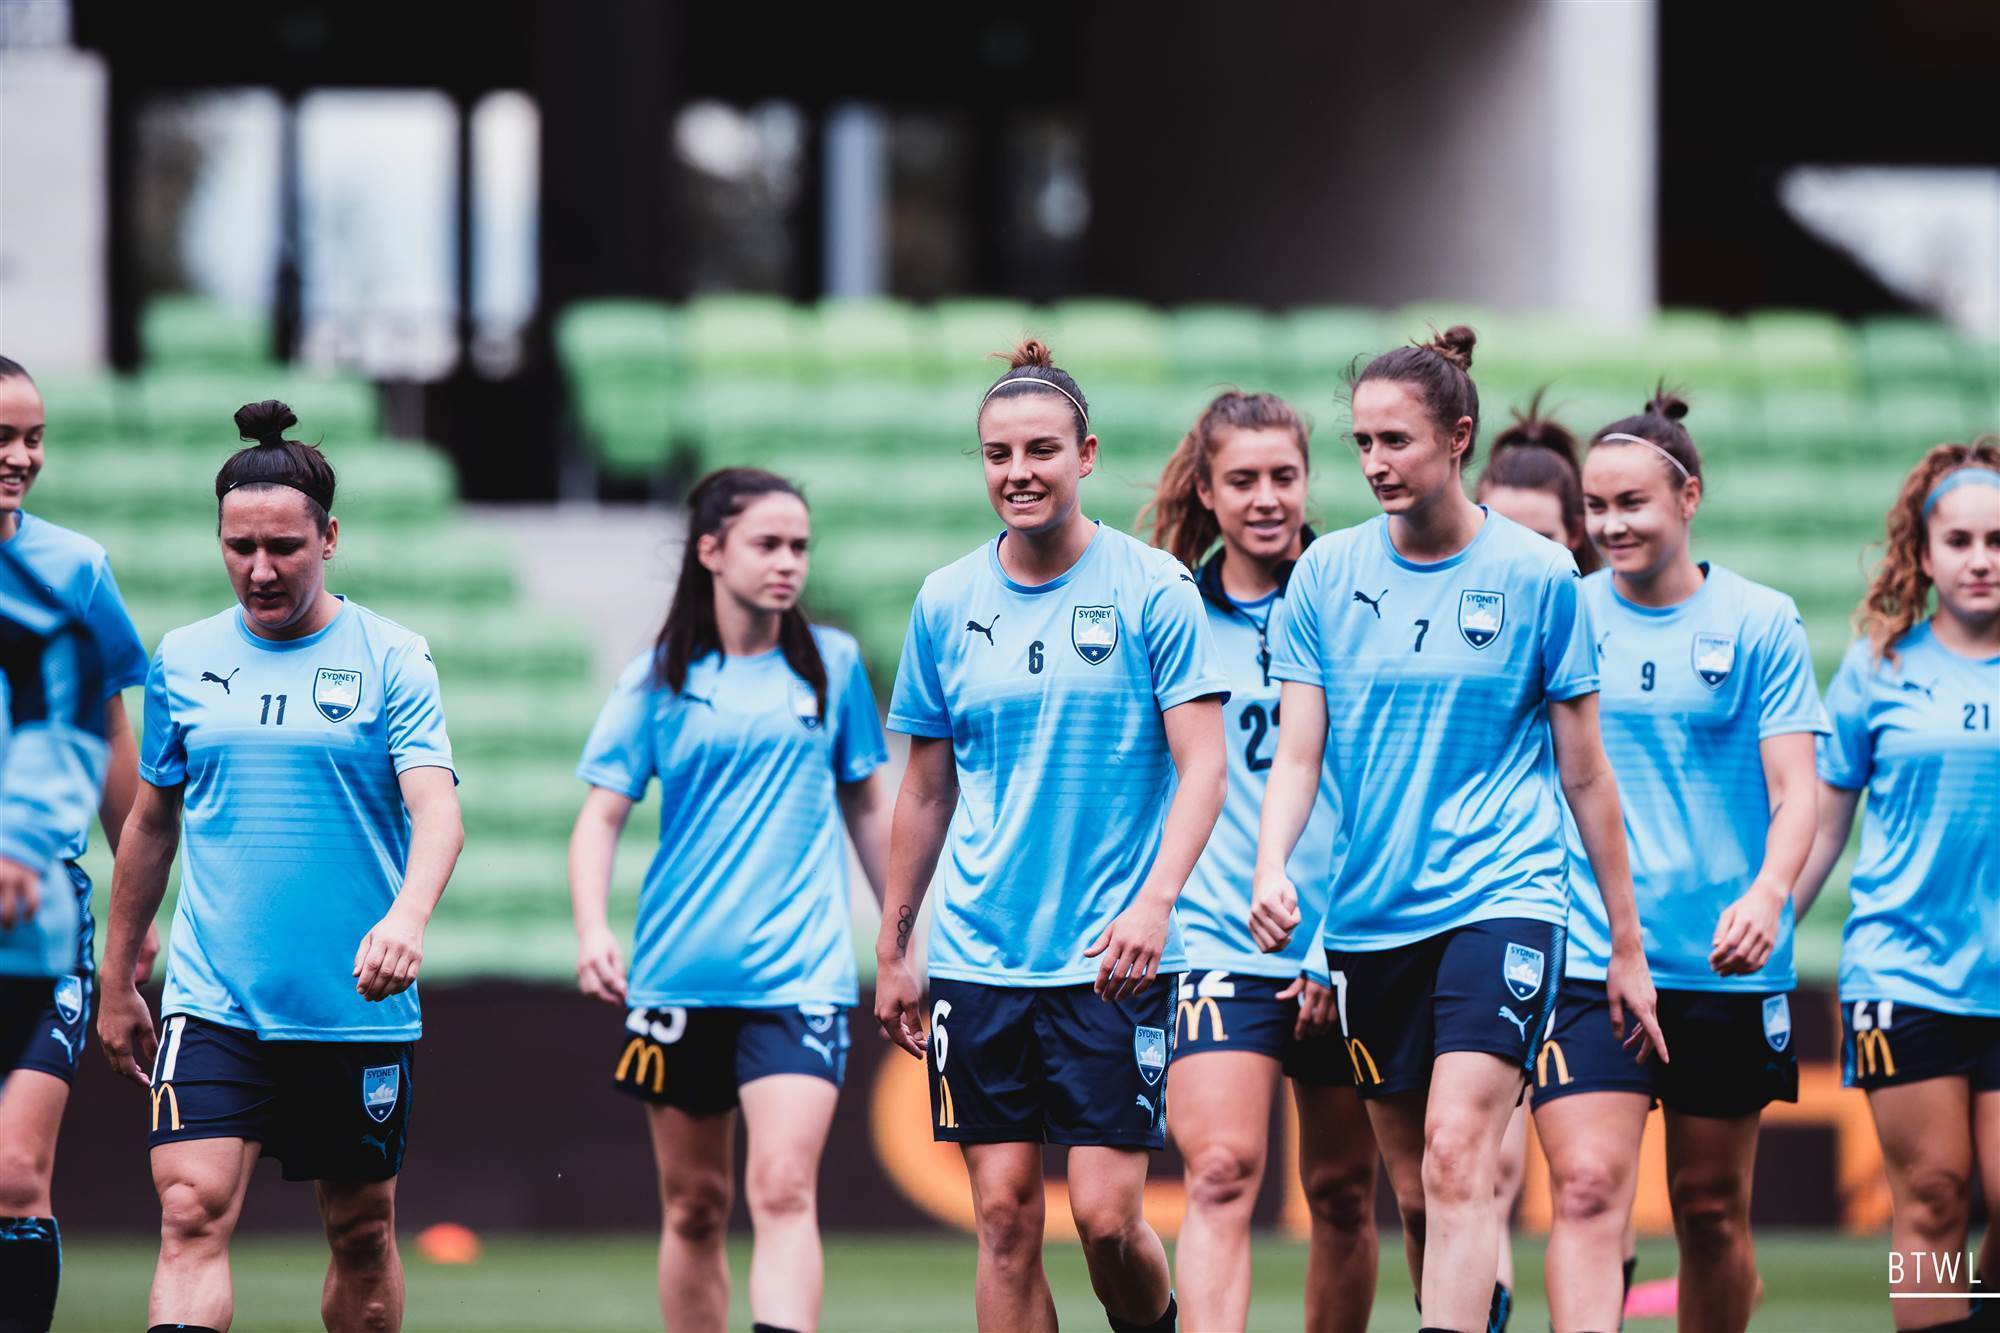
[1869,1077,1974,1327]
[646,1101,735,1333]
[1976,1090,2000,1308]
[1168,1049,1278,1331]
[1293,1080,1379,1333]
[961,1141,1056,1333]
[1397,1051,1524,1330]
[1662,1108,1761,1333]
[1492,1102,1525,1295]
[739,1074,838,1333]
[1069,1145,1173,1329]
[1363,1090,1427,1289]
[0,1070,68,1218]
[316,1176,402,1332]
[148,1136,258,1329]
[1535,1090,1648,1331]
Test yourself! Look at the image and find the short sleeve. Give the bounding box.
[0,622,108,871]
[81,555,149,696]
[1268,544,1327,687]
[576,655,660,800]
[1540,561,1598,701]
[136,648,187,787]
[1755,599,1830,739]
[886,593,952,738]
[1816,643,1874,791]
[384,635,456,780]
[830,641,888,784]
[1144,563,1230,710]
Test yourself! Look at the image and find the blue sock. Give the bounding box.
[0,1215,60,1333]
[1487,1279,1513,1333]
[1109,1292,1176,1333]
[147,1325,224,1333]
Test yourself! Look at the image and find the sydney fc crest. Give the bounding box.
[361,1064,401,1123]
[1072,605,1119,665]
[1502,942,1545,1002]
[1762,995,1792,1052]
[1692,633,1736,689]
[789,679,822,731]
[1458,590,1505,649]
[313,668,363,722]
[1134,1025,1167,1085]
[53,976,83,1024]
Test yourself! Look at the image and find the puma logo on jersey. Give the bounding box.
[1135,1093,1154,1116]
[1897,678,1935,700]
[802,1033,835,1066]
[200,668,240,694]
[1497,1005,1531,1040]
[964,616,998,645]
[1352,589,1386,618]
[681,692,715,710]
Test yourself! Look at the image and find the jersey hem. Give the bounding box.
[1836,986,2000,1019]
[926,963,1189,988]
[1181,955,1315,981]
[138,762,185,787]
[884,714,952,738]
[1564,961,1798,993]
[1157,680,1232,711]
[625,990,858,1009]
[1324,901,1568,952]
[161,1005,422,1042]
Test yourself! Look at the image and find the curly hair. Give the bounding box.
[1139,390,1311,568]
[1858,435,2000,661]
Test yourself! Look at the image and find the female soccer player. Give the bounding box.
[570,467,890,1333]
[1250,327,1665,1333]
[0,355,152,1333]
[1794,439,1999,1327]
[1139,390,1380,1333]
[874,340,1227,1333]
[1530,391,1824,1333]
[96,400,463,1333]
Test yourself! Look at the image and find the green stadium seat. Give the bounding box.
[808,298,926,382]
[1170,305,1278,390]
[555,301,681,480]
[93,526,518,609]
[137,371,380,448]
[32,371,133,440]
[1646,310,1748,395]
[1744,310,1861,393]
[444,687,608,763]
[1858,316,1965,392]
[1274,306,1385,403]
[28,443,454,528]
[1047,299,1170,385]
[929,299,1039,388]
[141,296,271,371]
[685,294,805,381]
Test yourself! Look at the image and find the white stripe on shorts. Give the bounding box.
[157,1015,186,1083]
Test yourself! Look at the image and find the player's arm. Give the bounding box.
[837,768,893,905]
[569,785,636,1005]
[1791,781,1861,923]
[353,765,464,1003]
[98,693,164,984]
[1711,733,1818,975]
[873,735,957,1058]
[1250,679,1327,954]
[1088,696,1224,1000]
[98,778,184,1086]
[1550,692,1668,1063]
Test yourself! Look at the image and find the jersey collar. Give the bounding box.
[1193,525,1316,618]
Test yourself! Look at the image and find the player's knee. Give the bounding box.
[1071,1195,1143,1255]
[1550,1153,1628,1228]
[662,1174,731,1245]
[974,1189,1044,1261]
[1302,1158,1375,1235]
[1420,1123,1490,1209]
[745,1153,817,1220]
[1669,1178,1749,1258]
[325,1209,396,1272]
[1185,1144,1260,1212]
[157,1177,233,1249]
[1898,1163,1972,1241]
[0,1140,51,1213]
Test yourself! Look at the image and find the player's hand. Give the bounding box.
[575,925,628,1006]
[353,902,425,1002]
[1086,895,1169,1001]
[1279,974,1338,1040]
[874,957,928,1059]
[134,922,163,988]
[97,985,158,1087]
[1607,944,1669,1065]
[1248,870,1300,954]
[1710,881,1784,977]
[0,856,41,929]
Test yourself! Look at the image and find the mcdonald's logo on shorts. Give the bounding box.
[1345,1038,1381,1086]
[1536,1040,1572,1089]
[615,1037,666,1094]
[1853,1029,1896,1079]
[1176,996,1226,1045]
[937,1076,957,1129]
[150,1083,181,1132]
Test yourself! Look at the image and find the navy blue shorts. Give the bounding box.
[613,1004,849,1115]
[1529,980,1798,1117]
[146,1014,413,1183]
[3,972,91,1083]
[1843,999,2000,1092]
[1325,918,1565,1099]
[1167,969,1350,1086]
[927,976,1180,1148]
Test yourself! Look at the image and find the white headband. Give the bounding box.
[981,375,1089,429]
[1598,431,1692,483]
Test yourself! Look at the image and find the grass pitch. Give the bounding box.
[55,1230,1899,1331]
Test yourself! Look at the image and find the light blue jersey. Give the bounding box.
[577,626,887,1008]
[1178,555,1340,981]
[6,513,147,860]
[1820,626,1999,1016]
[1565,566,1827,990]
[0,544,108,977]
[888,523,1228,986]
[1270,510,1596,951]
[140,598,454,1040]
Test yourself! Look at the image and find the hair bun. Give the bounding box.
[235,399,298,447]
[1427,324,1477,372]
[1006,338,1055,370]
[1647,386,1690,422]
